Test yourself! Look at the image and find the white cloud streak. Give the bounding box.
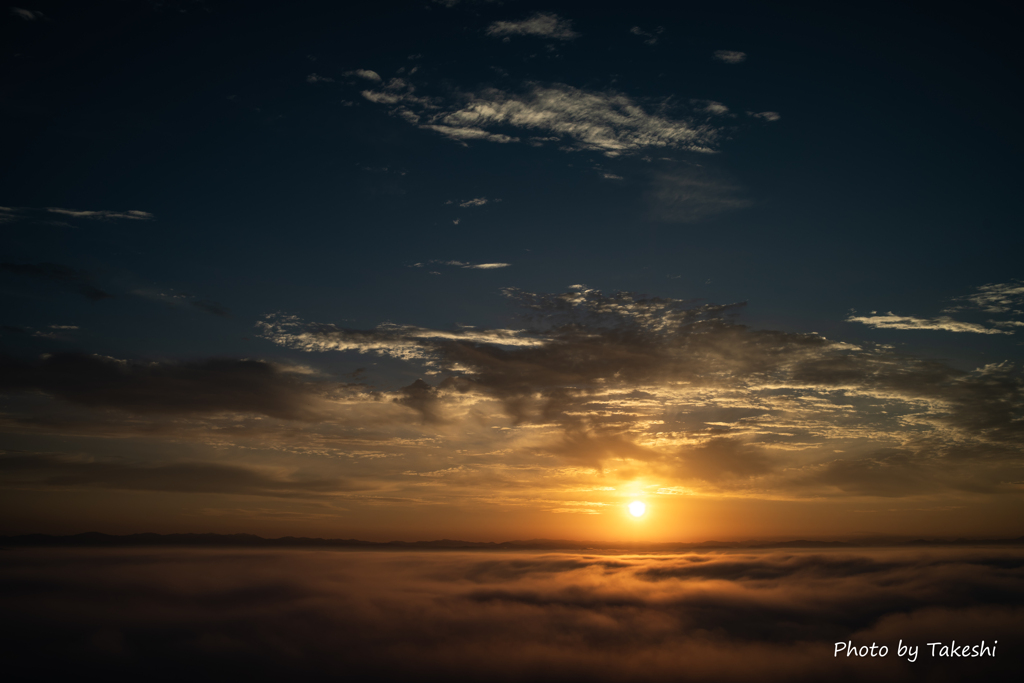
[46,208,153,220]
[847,313,1012,335]
[698,100,729,115]
[344,69,382,82]
[948,281,1024,315]
[412,260,511,270]
[486,12,579,40]
[257,315,544,362]
[713,50,747,64]
[11,7,44,20]
[419,124,519,144]
[630,26,664,45]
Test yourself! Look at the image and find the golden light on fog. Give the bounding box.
[628,501,646,517]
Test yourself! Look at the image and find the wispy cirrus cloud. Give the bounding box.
[486,12,579,41]
[258,315,541,360]
[1,206,153,222]
[846,313,1012,335]
[419,123,519,144]
[10,7,45,20]
[457,262,509,269]
[444,197,500,208]
[852,282,1024,338]
[45,208,153,220]
[411,259,511,270]
[947,280,1024,315]
[453,197,490,207]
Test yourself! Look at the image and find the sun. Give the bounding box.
[628,501,646,517]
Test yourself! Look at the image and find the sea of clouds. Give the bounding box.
[2,546,1022,681]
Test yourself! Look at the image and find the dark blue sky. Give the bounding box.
[5,1,1022,365]
[2,0,1023,540]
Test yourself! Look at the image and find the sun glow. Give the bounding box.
[628,501,646,517]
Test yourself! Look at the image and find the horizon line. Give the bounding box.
[4,531,1024,551]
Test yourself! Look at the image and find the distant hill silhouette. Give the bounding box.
[2,532,1023,551]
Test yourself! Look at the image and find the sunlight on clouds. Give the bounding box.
[847,312,1011,335]
[8,546,1021,681]
[344,68,381,82]
[361,80,719,156]
[242,287,1024,506]
[3,285,1022,535]
[948,280,1024,315]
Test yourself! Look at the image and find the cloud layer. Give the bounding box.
[1,546,1020,682]
[247,287,1024,499]
[0,455,358,498]
[0,354,324,420]
[3,287,1021,513]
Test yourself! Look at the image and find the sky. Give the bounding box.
[2,0,1024,542]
